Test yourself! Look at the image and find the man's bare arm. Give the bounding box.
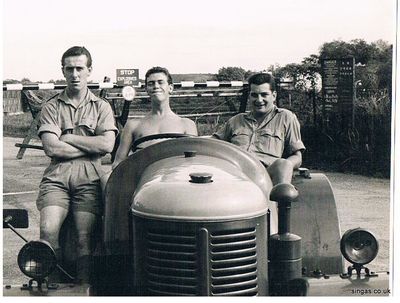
[112,120,139,169]
[41,132,87,159]
[183,118,198,136]
[60,131,115,155]
[286,150,302,170]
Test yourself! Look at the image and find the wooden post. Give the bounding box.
[16,114,42,159]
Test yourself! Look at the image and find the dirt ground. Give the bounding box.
[2,136,392,285]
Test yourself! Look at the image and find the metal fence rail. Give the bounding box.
[6,82,250,159]
[3,81,247,91]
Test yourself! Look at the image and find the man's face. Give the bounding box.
[249,83,277,116]
[62,55,92,92]
[145,72,173,103]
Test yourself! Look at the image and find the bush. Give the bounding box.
[299,89,391,177]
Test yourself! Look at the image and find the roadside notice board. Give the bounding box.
[321,58,355,113]
[116,69,139,86]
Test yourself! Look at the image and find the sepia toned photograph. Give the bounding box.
[2,0,398,297]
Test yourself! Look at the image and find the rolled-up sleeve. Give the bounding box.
[95,101,119,135]
[285,113,305,155]
[38,103,62,138]
[213,118,233,141]
[213,122,229,141]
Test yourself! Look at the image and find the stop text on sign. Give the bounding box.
[116,69,139,86]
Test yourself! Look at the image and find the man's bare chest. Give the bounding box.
[134,117,186,138]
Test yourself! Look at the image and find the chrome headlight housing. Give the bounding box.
[17,240,57,280]
[340,228,379,266]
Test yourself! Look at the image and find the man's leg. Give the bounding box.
[267,158,299,205]
[71,160,104,282]
[40,205,69,252]
[39,205,69,281]
[267,158,294,185]
[100,170,112,195]
[72,211,99,283]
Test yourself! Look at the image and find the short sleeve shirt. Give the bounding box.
[213,106,305,166]
[38,88,118,139]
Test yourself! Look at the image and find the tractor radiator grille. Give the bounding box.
[145,229,198,295]
[137,219,266,296]
[210,227,258,296]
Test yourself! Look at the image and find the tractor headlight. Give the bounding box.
[17,240,57,280]
[340,228,379,266]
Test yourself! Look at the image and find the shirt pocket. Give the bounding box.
[256,129,284,157]
[231,127,252,147]
[59,118,74,135]
[78,117,97,135]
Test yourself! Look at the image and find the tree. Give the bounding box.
[54,79,67,84]
[216,67,251,81]
[373,41,392,93]
[319,39,392,91]
[271,39,392,94]
[3,79,20,84]
[272,54,320,91]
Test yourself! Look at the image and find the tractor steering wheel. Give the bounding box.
[132,133,195,151]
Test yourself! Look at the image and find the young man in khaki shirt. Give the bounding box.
[37,46,118,282]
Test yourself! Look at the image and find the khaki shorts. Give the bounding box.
[36,158,103,215]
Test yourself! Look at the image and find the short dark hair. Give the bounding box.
[145,66,173,86]
[247,72,276,92]
[61,46,92,68]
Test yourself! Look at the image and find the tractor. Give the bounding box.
[3,135,389,296]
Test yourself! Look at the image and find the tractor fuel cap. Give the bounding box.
[184,151,197,158]
[189,172,213,183]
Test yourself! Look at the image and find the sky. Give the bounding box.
[2,0,397,83]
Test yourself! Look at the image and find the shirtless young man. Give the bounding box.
[111,66,198,169]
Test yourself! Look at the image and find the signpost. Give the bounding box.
[116,69,140,87]
[115,69,139,131]
[321,57,355,128]
[121,86,136,101]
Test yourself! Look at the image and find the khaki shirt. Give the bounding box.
[38,89,118,139]
[37,89,118,181]
[213,106,305,166]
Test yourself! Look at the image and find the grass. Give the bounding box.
[3,112,36,138]
[194,115,230,136]
[2,111,222,138]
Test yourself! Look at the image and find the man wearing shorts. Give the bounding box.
[36,46,117,282]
